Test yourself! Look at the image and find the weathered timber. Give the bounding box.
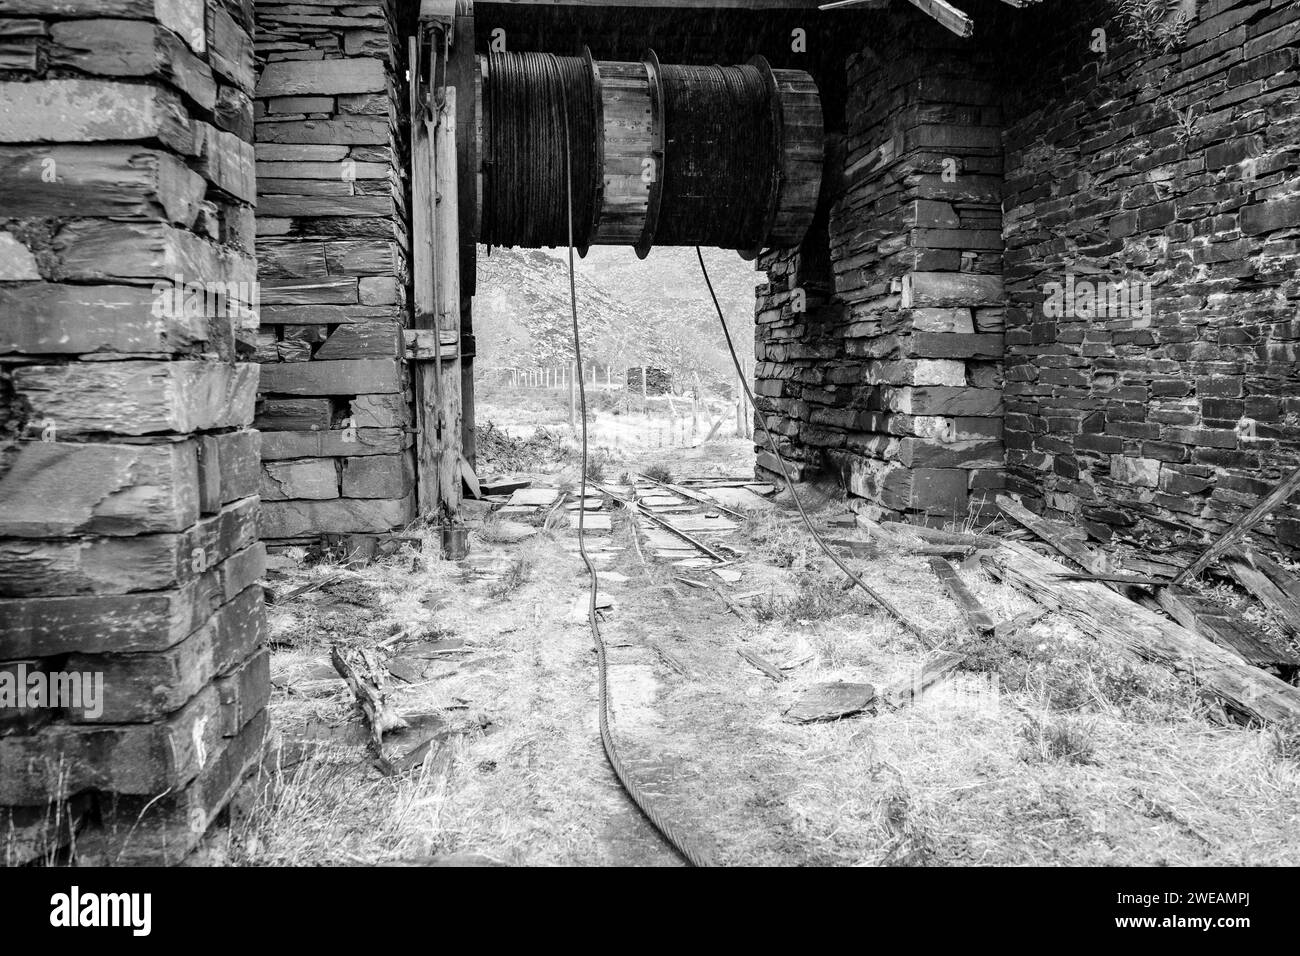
[1157,586,1299,670]
[991,542,1300,725]
[998,495,1286,666]
[875,650,965,708]
[738,648,785,682]
[331,645,408,754]
[1224,552,1300,642]
[1171,466,1300,586]
[928,557,995,635]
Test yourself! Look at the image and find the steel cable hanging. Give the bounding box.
[556,60,714,868]
[696,247,930,644]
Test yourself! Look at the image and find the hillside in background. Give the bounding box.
[474,245,760,393]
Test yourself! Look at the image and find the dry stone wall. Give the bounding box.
[755,11,1006,525]
[253,0,414,546]
[755,0,1299,553]
[0,0,267,863]
[1000,0,1300,552]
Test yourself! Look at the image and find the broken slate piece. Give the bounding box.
[784,682,876,723]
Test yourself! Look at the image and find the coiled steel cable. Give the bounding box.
[481,53,787,252]
[557,62,713,868]
[481,51,598,249]
[658,63,774,248]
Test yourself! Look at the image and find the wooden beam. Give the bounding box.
[1225,551,1300,642]
[1171,464,1300,586]
[996,495,1294,668]
[928,557,995,636]
[481,0,834,8]
[991,542,1300,726]
[905,0,973,37]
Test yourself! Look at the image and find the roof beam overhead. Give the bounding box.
[819,0,975,37]
[474,0,839,9]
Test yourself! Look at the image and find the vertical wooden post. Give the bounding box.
[434,87,463,512]
[412,73,463,519]
[410,37,439,519]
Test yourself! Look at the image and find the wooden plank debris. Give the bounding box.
[1171,465,1300,586]
[992,608,1049,642]
[1157,586,1299,670]
[928,557,995,635]
[875,651,965,709]
[990,542,1300,725]
[998,495,1291,668]
[1224,551,1300,643]
[331,645,409,753]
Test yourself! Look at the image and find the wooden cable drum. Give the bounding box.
[475,50,822,255]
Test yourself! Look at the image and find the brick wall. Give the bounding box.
[253,0,415,548]
[0,0,267,863]
[755,9,1006,525]
[1001,0,1300,551]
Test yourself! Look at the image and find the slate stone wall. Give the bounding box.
[756,0,1300,552]
[1001,0,1300,552]
[253,0,416,547]
[0,0,267,864]
[755,9,1006,524]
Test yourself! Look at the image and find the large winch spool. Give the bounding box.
[475,49,823,257]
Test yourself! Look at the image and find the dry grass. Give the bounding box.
[216,403,1300,867]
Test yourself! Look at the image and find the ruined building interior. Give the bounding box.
[0,0,1298,869]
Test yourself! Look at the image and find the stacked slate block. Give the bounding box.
[0,0,268,863]
[253,0,415,546]
[1001,0,1300,552]
[755,10,1006,525]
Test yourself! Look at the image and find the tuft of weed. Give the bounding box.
[476,512,516,545]
[1117,0,1195,53]
[1020,714,1098,765]
[742,510,818,569]
[641,463,673,484]
[1269,719,1300,764]
[487,556,533,599]
[753,573,873,624]
[874,780,938,866]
